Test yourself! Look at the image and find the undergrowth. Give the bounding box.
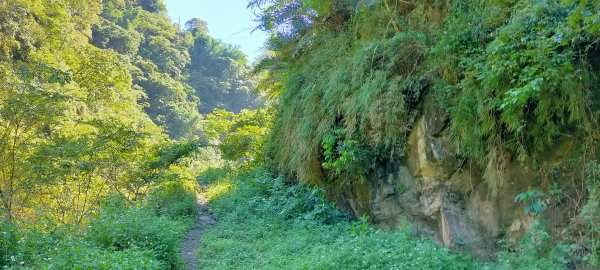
[198,168,479,269]
[198,167,571,269]
[0,180,197,270]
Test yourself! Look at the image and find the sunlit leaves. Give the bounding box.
[204,109,272,163]
[0,0,169,223]
[438,0,599,162]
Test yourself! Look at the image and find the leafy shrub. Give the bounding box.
[29,238,162,270]
[0,220,18,266]
[242,170,348,225]
[204,109,272,164]
[577,160,600,266]
[148,141,202,171]
[5,228,56,268]
[0,226,162,269]
[515,188,548,216]
[148,181,198,222]
[321,128,367,177]
[485,221,565,270]
[85,197,187,269]
[198,167,232,186]
[1,180,197,269]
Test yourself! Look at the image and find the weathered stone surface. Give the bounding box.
[439,209,490,258]
[407,113,458,181]
[323,95,580,260]
[467,182,501,237]
[447,160,483,194]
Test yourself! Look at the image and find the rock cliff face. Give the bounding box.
[324,95,578,258]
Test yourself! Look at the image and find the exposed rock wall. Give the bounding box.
[324,96,578,259]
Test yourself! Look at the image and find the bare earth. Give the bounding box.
[180,188,217,270]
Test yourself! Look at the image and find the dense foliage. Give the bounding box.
[0,0,257,268]
[0,181,197,269]
[255,0,600,185]
[431,0,600,181]
[198,167,567,269]
[252,0,600,266]
[93,0,258,138]
[203,108,272,164]
[0,0,165,225]
[0,0,257,222]
[2,0,599,268]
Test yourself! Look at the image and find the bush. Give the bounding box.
[147,181,198,222]
[483,221,565,270]
[6,228,56,268]
[30,238,162,270]
[198,167,232,186]
[241,172,349,225]
[1,226,162,269]
[85,197,187,269]
[0,220,18,266]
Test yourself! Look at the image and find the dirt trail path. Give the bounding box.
[180,186,217,270]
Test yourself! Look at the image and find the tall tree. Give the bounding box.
[0,0,165,222]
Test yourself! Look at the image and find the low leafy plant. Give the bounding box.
[322,128,366,177]
[198,167,233,186]
[351,215,370,236]
[147,181,198,222]
[32,238,162,270]
[515,188,548,216]
[0,222,163,269]
[489,221,565,270]
[85,196,188,269]
[0,219,18,266]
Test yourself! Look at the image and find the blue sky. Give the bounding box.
[165,0,268,62]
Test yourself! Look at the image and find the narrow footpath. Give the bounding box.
[180,186,217,270]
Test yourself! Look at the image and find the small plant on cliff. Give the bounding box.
[322,128,365,176]
[515,188,548,216]
[579,160,600,266]
[493,220,565,269]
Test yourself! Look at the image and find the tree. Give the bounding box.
[204,109,271,163]
[185,18,209,35]
[0,0,166,223]
[188,34,258,113]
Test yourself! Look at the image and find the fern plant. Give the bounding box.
[322,128,363,176]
